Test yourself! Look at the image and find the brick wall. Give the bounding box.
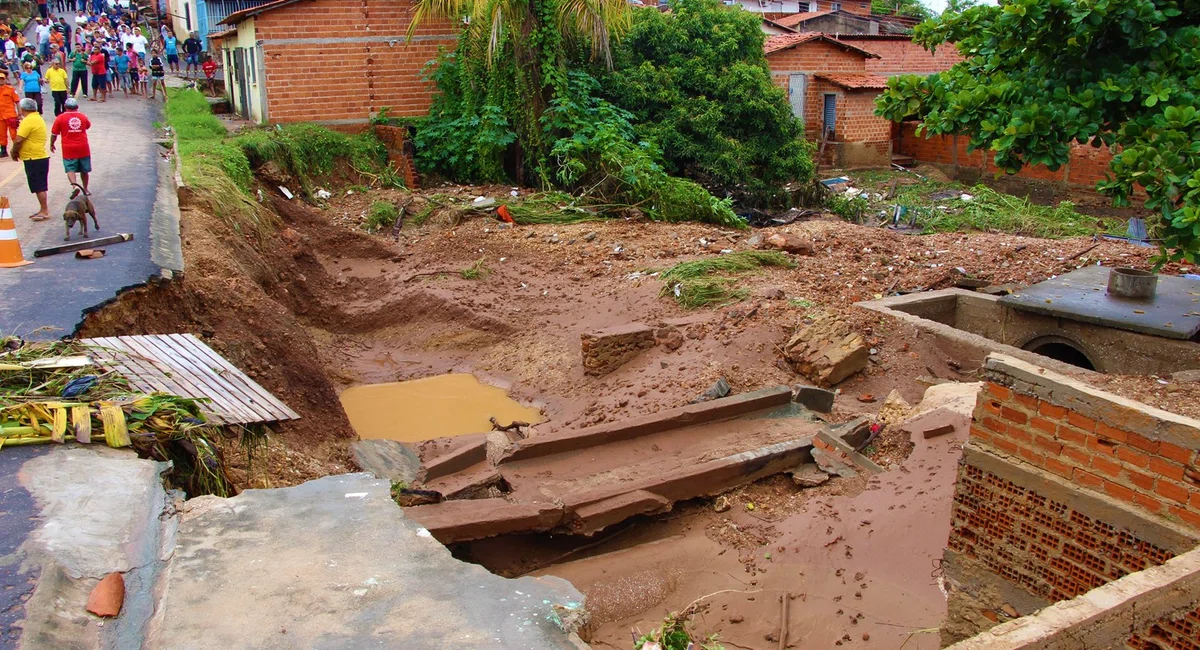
[837,37,963,75]
[372,125,419,189]
[253,0,457,124]
[895,122,1123,191]
[941,354,1200,645]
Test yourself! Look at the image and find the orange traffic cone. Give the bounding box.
[0,196,31,268]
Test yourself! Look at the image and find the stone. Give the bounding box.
[654,325,684,352]
[693,377,731,403]
[761,287,786,300]
[762,232,814,255]
[582,232,597,242]
[350,440,421,485]
[791,463,832,487]
[86,573,125,618]
[1172,369,1200,383]
[811,447,857,479]
[795,385,836,413]
[781,312,870,387]
[580,323,656,376]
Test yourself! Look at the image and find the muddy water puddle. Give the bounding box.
[339,373,543,442]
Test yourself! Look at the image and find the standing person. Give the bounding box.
[127,25,147,58]
[68,43,88,98]
[11,98,50,222]
[0,77,20,157]
[146,48,165,100]
[50,97,91,193]
[163,29,178,73]
[58,17,72,54]
[19,63,43,114]
[88,44,106,101]
[182,31,201,76]
[3,35,16,80]
[36,0,49,21]
[113,43,129,96]
[35,18,50,60]
[45,59,67,115]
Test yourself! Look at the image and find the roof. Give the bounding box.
[774,10,833,28]
[219,0,308,26]
[763,32,882,58]
[209,28,237,40]
[831,33,915,40]
[815,73,890,90]
[761,17,797,33]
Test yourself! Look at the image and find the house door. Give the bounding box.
[788,74,806,119]
[232,48,250,120]
[822,93,837,138]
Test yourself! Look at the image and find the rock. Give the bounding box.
[857,394,876,403]
[1172,369,1200,382]
[654,325,684,352]
[350,440,421,485]
[713,495,731,512]
[87,573,125,618]
[582,232,597,242]
[811,447,857,479]
[762,232,813,255]
[790,463,831,487]
[781,312,870,387]
[746,234,763,248]
[693,377,731,403]
[580,323,656,376]
[760,287,786,300]
[794,385,836,413]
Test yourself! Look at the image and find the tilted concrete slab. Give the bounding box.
[148,474,586,650]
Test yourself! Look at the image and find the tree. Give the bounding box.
[940,0,977,14]
[875,0,1200,262]
[871,0,932,20]
[604,0,814,205]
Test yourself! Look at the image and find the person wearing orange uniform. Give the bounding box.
[0,77,19,157]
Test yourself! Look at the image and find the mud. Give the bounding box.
[339,374,544,442]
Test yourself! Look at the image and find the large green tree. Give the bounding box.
[871,0,933,20]
[875,0,1200,262]
[604,0,814,205]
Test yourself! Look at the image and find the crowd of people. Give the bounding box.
[0,1,198,221]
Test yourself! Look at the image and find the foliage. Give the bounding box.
[918,185,1108,238]
[660,251,794,308]
[460,257,490,279]
[871,0,933,21]
[365,201,400,233]
[603,0,814,206]
[826,193,869,223]
[874,0,1200,263]
[235,124,392,190]
[635,611,724,650]
[503,191,609,224]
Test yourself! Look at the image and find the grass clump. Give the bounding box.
[635,611,723,650]
[919,185,1111,238]
[364,201,399,233]
[660,251,794,309]
[504,191,609,225]
[460,257,490,280]
[234,124,395,190]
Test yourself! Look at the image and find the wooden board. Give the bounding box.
[82,334,300,426]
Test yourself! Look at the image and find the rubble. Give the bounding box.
[781,312,870,387]
[580,323,657,376]
[795,385,836,413]
[790,463,832,487]
[761,232,814,255]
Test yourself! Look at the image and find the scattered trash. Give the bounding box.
[713,495,731,512]
[857,393,876,403]
[74,249,106,260]
[314,189,332,200]
[278,186,294,200]
[496,205,514,224]
[35,234,134,258]
[745,502,755,511]
[960,193,974,202]
[61,375,98,399]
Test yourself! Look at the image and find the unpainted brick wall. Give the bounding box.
[253,0,457,124]
[894,122,1134,193]
[373,125,418,188]
[846,37,964,75]
[1127,606,1200,650]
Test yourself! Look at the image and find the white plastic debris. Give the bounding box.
[278,186,293,200]
[510,189,519,197]
[315,189,332,200]
[473,196,487,203]
[960,193,974,201]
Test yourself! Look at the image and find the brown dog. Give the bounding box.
[63,184,98,241]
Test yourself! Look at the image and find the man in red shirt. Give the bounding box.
[49,97,91,193]
[88,47,106,102]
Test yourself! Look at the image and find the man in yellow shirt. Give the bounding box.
[11,98,49,221]
[45,58,68,116]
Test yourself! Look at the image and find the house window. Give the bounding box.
[808,1,818,10]
[184,3,191,30]
[830,2,841,10]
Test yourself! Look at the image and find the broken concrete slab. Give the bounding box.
[782,312,869,387]
[567,490,672,536]
[17,446,170,650]
[420,461,504,499]
[794,385,835,413]
[406,497,566,544]
[580,323,656,376]
[790,463,832,487]
[151,475,584,649]
[812,447,857,479]
[350,439,421,485]
[502,386,794,463]
[416,433,489,482]
[816,430,884,474]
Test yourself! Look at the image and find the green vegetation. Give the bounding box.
[871,0,933,20]
[460,257,490,279]
[604,0,814,205]
[504,191,610,225]
[164,89,402,241]
[365,201,400,233]
[660,251,794,308]
[407,0,811,227]
[875,0,1200,262]
[826,193,869,223]
[920,186,1103,238]
[635,611,723,650]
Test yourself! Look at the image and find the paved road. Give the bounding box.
[0,446,48,650]
[0,57,164,340]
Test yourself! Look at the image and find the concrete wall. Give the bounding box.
[246,0,457,125]
[221,18,264,123]
[940,354,1200,644]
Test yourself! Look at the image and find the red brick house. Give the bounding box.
[837,33,964,75]
[764,32,893,166]
[217,0,457,125]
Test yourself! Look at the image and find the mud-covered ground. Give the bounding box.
[77,168,1199,647]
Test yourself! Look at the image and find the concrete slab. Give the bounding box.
[11,446,170,650]
[150,474,585,649]
[998,266,1200,339]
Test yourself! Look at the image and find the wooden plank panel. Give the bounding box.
[170,334,299,420]
[96,337,243,425]
[113,336,253,425]
[161,335,286,421]
[139,335,275,423]
[88,337,182,397]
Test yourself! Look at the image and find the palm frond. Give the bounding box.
[556,0,632,68]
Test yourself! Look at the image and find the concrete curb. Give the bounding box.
[501,386,795,464]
